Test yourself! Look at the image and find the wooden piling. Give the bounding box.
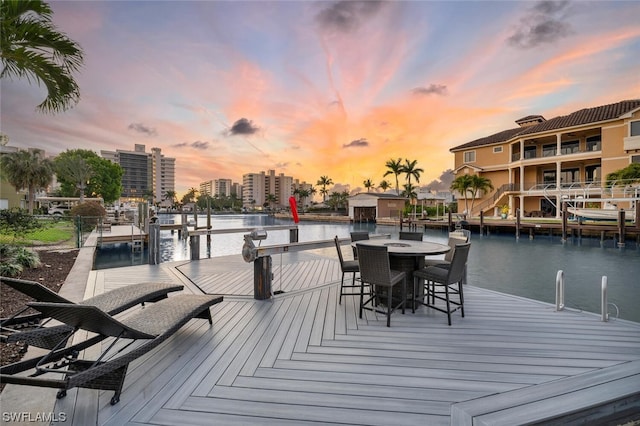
[618,210,626,247]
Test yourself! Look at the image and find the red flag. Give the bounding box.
[289,196,299,223]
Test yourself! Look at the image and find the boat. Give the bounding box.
[567,207,636,222]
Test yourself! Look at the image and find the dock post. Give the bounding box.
[515,209,520,240]
[190,234,200,260]
[447,210,453,232]
[290,227,299,243]
[254,255,272,300]
[479,211,484,236]
[561,202,568,243]
[618,210,626,248]
[148,222,160,265]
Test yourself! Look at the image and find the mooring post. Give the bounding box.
[189,234,200,260]
[290,227,299,243]
[479,211,484,236]
[515,209,521,240]
[561,202,568,242]
[148,221,160,265]
[254,255,272,300]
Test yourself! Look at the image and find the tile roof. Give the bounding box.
[451,99,640,151]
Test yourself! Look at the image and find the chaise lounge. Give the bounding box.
[0,293,223,405]
[0,277,184,349]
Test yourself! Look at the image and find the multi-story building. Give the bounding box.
[101,144,175,206]
[200,179,237,197]
[450,100,640,218]
[242,170,295,209]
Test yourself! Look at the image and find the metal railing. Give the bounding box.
[555,270,618,322]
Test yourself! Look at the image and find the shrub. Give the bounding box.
[0,244,40,277]
[70,201,106,228]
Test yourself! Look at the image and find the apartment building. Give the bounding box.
[199,179,237,197]
[101,144,175,206]
[242,170,295,209]
[450,99,640,218]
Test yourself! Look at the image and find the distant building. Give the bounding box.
[101,144,175,206]
[348,193,408,222]
[200,178,240,198]
[242,170,295,209]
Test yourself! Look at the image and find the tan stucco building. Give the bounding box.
[450,100,640,218]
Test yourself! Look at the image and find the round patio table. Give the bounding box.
[353,239,450,305]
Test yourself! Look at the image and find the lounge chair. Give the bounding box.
[0,293,223,405]
[0,277,183,349]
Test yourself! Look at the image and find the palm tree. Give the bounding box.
[401,182,418,200]
[363,179,374,192]
[450,175,474,217]
[0,149,53,213]
[0,0,84,113]
[317,176,333,202]
[266,193,277,210]
[378,180,391,192]
[297,188,310,210]
[468,175,494,215]
[54,154,93,202]
[164,190,176,209]
[383,158,403,195]
[401,159,424,187]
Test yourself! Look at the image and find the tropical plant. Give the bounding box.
[450,174,473,217]
[500,204,510,215]
[0,207,44,240]
[297,188,310,209]
[363,179,374,192]
[54,152,93,202]
[468,175,494,215]
[0,244,40,277]
[401,158,423,188]
[70,200,106,229]
[378,180,391,192]
[383,158,403,195]
[0,148,53,213]
[265,193,277,209]
[164,190,177,209]
[401,182,418,200]
[0,0,84,113]
[605,163,640,186]
[317,176,333,202]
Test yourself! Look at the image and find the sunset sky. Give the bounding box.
[2,0,639,197]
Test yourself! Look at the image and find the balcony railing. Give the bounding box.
[511,146,602,162]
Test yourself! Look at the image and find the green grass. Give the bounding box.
[0,221,75,245]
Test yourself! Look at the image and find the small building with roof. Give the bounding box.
[348,193,407,222]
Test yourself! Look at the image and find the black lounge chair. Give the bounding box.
[0,277,183,349]
[0,293,223,405]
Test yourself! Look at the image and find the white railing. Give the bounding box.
[556,270,618,322]
[555,270,565,311]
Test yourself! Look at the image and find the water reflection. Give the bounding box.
[94,214,640,323]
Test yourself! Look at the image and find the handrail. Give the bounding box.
[472,183,516,214]
[601,276,608,322]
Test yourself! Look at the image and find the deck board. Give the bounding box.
[39,252,640,425]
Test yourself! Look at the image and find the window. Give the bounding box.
[543,170,556,186]
[542,144,557,157]
[561,140,579,155]
[585,165,601,183]
[560,168,580,187]
[586,135,601,151]
[464,151,475,163]
[632,155,640,164]
[631,121,640,137]
[524,146,537,159]
[493,146,503,153]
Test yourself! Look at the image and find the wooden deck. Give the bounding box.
[10,249,640,425]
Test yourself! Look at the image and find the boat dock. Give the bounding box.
[2,238,639,425]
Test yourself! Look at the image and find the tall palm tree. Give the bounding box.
[164,190,177,209]
[0,149,53,213]
[0,0,84,113]
[363,179,374,192]
[450,175,474,217]
[384,158,403,195]
[317,176,333,202]
[266,193,277,210]
[54,153,94,202]
[401,159,424,187]
[468,175,494,215]
[401,182,418,200]
[378,180,391,193]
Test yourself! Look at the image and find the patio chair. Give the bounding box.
[334,236,360,304]
[412,242,470,325]
[423,231,469,268]
[0,293,223,405]
[0,277,183,349]
[356,243,407,327]
[399,231,423,241]
[350,231,369,259]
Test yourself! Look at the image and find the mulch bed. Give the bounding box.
[0,249,78,387]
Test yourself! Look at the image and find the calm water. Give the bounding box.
[95,214,640,323]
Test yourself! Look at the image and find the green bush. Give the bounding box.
[0,244,40,277]
[70,201,106,228]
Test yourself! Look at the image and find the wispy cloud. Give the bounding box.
[315,1,386,34]
[412,84,448,96]
[507,1,573,49]
[343,138,369,148]
[128,122,157,136]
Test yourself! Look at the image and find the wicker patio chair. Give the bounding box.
[356,243,407,327]
[399,231,423,241]
[413,242,470,325]
[0,294,223,405]
[0,277,183,349]
[350,231,369,259]
[334,236,361,304]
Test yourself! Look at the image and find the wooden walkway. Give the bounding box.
[23,250,640,425]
